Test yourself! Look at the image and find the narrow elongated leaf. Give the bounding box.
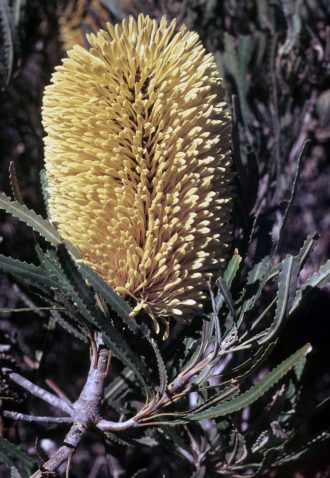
[9,161,24,204]
[290,259,330,315]
[34,283,90,342]
[10,467,23,478]
[169,344,311,424]
[216,276,237,320]
[0,436,34,476]
[258,255,300,344]
[0,0,14,88]
[223,253,242,288]
[296,233,319,268]
[149,338,168,394]
[275,431,330,467]
[0,192,62,248]
[215,253,241,313]
[0,306,64,313]
[40,169,50,216]
[79,263,149,337]
[52,244,153,394]
[0,254,59,290]
[39,249,97,326]
[273,141,308,257]
[238,256,271,327]
[225,428,247,465]
[51,310,88,343]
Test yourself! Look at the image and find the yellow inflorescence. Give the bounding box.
[42,14,232,322]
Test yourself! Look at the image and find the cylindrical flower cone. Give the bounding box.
[42,14,233,328]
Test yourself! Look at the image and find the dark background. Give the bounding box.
[0,1,329,476]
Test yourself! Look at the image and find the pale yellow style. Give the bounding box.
[43,14,232,322]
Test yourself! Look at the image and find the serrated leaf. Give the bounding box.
[188,385,240,415]
[34,288,89,342]
[216,276,237,321]
[51,310,88,343]
[0,436,34,476]
[273,141,308,257]
[275,431,330,467]
[0,306,64,313]
[170,344,311,424]
[10,467,23,478]
[52,244,153,395]
[0,0,14,88]
[149,338,167,394]
[258,255,300,344]
[0,254,59,291]
[252,430,269,453]
[0,192,63,248]
[225,428,247,465]
[223,253,242,288]
[296,233,319,268]
[39,169,50,216]
[38,249,97,326]
[290,259,330,315]
[237,256,271,327]
[215,254,241,314]
[79,262,149,337]
[9,161,23,204]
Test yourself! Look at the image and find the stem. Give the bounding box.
[3,369,73,415]
[3,411,73,424]
[30,334,112,477]
[30,422,87,478]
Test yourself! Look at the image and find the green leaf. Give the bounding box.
[9,161,24,204]
[39,169,50,216]
[223,253,242,288]
[0,436,34,477]
[79,263,149,337]
[290,259,330,315]
[237,256,271,327]
[149,338,168,394]
[0,192,63,249]
[216,276,237,321]
[215,253,241,313]
[53,244,154,395]
[273,141,308,257]
[38,248,97,327]
[225,427,247,465]
[0,306,64,313]
[295,233,319,268]
[0,254,59,291]
[258,255,300,344]
[51,310,88,343]
[10,467,23,478]
[275,431,330,467]
[222,33,253,131]
[171,344,311,424]
[0,0,14,88]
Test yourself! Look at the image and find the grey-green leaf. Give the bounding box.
[79,263,149,337]
[173,344,311,423]
[0,192,62,248]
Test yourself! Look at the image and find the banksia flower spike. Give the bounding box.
[42,14,232,328]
